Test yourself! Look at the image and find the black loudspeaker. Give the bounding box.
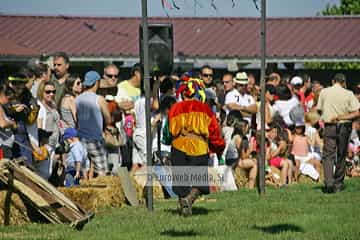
[139,23,173,75]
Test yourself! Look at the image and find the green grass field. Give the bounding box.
[1,178,360,240]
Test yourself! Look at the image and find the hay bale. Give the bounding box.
[234,166,284,188]
[59,172,166,212]
[267,166,282,187]
[269,166,323,185]
[59,176,126,212]
[298,175,317,184]
[132,171,165,200]
[233,167,248,188]
[0,190,30,225]
[298,167,323,184]
[208,167,222,193]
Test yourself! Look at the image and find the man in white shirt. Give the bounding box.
[224,72,257,124]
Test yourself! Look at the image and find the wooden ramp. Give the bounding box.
[118,167,139,207]
[0,159,93,228]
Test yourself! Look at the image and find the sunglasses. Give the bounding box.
[45,90,56,94]
[106,74,118,78]
[202,74,213,78]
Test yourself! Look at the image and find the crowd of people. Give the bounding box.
[0,52,360,214]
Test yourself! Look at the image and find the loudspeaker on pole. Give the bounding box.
[139,23,174,76]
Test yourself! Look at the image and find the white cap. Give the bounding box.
[290,76,303,85]
[233,72,248,85]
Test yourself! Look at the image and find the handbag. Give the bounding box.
[103,126,123,148]
[32,146,49,161]
[26,99,40,125]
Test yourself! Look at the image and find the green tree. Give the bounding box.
[305,0,360,70]
[321,0,360,15]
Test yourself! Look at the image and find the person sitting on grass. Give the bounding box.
[221,110,242,161]
[346,142,360,177]
[225,117,257,189]
[291,120,321,182]
[304,111,323,163]
[266,123,293,187]
[346,118,360,177]
[63,128,89,187]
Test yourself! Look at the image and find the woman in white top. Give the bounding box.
[37,81,61,179]
[272,84,300,127]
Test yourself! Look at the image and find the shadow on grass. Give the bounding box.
[164,207,223,216]
[160,229,200,237]
[252,224,304,234]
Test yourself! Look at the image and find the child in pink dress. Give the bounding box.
[292,121,321,181]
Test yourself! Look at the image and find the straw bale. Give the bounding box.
[267,166,323,185]
[229,164,325,189]
[298,175,317,184]
[0,190,30,225]
[234,166,285,188]
[298,167,323,184]
[59,176,125,212]
[233,167,249,188]
[267,166,282,187]
[59,173,166,212]
[132,170,165,200]
[208,167,222,192]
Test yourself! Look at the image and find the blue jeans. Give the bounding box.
[154,162,177,198]
[64,169,80,187]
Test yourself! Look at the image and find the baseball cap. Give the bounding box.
[63,128,78,140]
[333,73,346,82]
[295,119,305,127]
[83,70,101,87]
[290,76,303,85]
[233,72,248,85]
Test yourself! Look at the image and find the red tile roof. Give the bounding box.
[0,15,359,61]
[0,37,39,56]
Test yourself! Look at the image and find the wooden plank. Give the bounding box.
[13,170,79,222]
[0,159,92,227]
[70,211,95,229]
[11,180,63,224]
[118,167,139,207]
[8,161,80,212]
[12,179,49,207]
[4,168,14,225]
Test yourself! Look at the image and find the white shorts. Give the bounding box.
[294,154,312,163]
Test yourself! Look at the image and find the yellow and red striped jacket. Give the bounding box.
[168,99,225,156]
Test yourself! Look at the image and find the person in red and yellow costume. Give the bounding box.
[167,74,225,216]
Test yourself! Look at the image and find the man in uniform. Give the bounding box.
[317,73,360,193]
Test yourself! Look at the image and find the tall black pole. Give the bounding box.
[258,0,266,195]
[141,0,153,210]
